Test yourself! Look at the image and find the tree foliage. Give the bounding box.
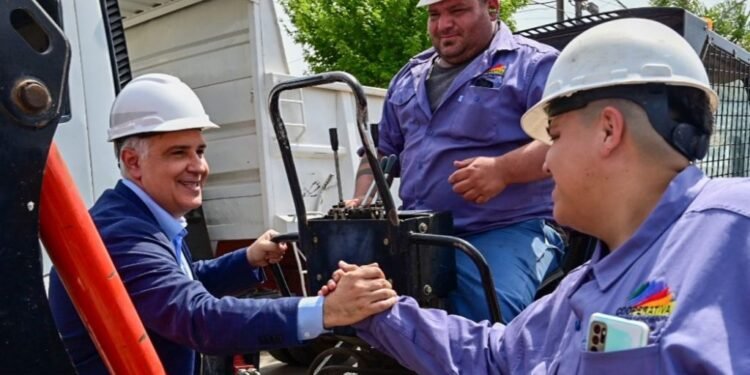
[650,0,750,50]
[281,0,529,87]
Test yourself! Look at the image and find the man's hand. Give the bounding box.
[246,229,288,268]
[322,261,397,328]
[344,197,364,208]
[448,156,508,204]
[318,261,381,296]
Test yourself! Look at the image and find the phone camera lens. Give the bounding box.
[590,346,598,352]
[592,336,599,345]
[593,324,601,334]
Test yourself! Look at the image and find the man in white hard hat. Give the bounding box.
[48,74,397,374]
[321,18,750,373]
[350,0,564,323]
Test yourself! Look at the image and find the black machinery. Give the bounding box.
[0,1,75,373]
[267,72,504,374]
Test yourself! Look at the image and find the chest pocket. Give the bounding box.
[388,88,420,137]
[443,85,505,142]
[579,344,661,374]
[390,87,416,106]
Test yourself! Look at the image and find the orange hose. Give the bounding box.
[40,143,164,374]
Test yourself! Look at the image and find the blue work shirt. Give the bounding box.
[355,165,750,374]
[378,22,558,235]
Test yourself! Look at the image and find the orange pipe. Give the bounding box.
[40,143,164,374]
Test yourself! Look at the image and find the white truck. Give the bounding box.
[53,0,391,286]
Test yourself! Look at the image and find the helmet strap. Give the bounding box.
[546,84,709,161]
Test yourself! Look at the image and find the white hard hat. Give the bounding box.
[416,0,443,7]
[108,73,219,142]
[521,18,718,144]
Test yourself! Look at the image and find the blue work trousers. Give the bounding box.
[449,219,565,323]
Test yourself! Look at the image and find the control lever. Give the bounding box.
[370,123,379,149]
[328,128,344,203]
[362,154,397,206]
[371,154,397,204]
[361,156,385,206]
[270,232,300,297]
[385,156,397,187]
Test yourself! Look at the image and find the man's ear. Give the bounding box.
[598,106,625,157]
[121,148,143,180]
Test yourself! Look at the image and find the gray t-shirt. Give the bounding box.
[426,59,471,112]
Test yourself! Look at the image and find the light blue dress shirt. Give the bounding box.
[121,179,326,341]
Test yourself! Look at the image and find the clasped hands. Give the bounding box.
[320,261,398,328]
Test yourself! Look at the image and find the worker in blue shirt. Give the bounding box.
[322,18,750,373]
[350,0,564,323]
[48,73,396,374]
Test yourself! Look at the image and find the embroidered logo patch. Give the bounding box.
[472,64,507,88]
[616,280,675,322]
[487,63,506,76]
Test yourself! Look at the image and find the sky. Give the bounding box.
[514,0,649,30]
[275,0,722,78]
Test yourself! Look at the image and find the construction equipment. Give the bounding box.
[0,1,164,373]
[267,72,503,374]
[3,3,749,374]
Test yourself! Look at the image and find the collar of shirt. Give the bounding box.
[409,21,517,69]
[588,165,710,291]
[121,179,188,243]
[406,21,518,109]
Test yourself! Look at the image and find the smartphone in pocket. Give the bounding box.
[587,313,650,352]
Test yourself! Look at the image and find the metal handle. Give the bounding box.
[268,72,399,250]
[270,233,300,297]
[408,232,503,324]
[329,128,344,202]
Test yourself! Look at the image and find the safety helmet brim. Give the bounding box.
[522,80,719,145]
[417,0,443,7]
[107,116,219,142]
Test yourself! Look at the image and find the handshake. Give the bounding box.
[320,261,399,328]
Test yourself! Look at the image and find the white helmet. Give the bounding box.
[416,0,443,7]
[108,73,219,142]
[521,18,719,144]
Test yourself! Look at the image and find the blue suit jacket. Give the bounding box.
[49,181,301,374]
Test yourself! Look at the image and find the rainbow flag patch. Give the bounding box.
[616,280,676,318]
[486,64,506,76]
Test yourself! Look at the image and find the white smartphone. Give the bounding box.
[587,313,650,352]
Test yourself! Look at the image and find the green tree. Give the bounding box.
[281,0,529,87]
[650,0,750,50]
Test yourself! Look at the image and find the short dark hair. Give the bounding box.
[666,85,713,136]
[547,83,714,160]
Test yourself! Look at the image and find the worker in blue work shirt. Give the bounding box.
[48,73,397,374]
[322,18,750,373]
[349,0,565,323]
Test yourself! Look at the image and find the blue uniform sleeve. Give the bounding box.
[377,74,409,177]
[297,296,328,341]
[354,296,509,374]
[525,49,558,109]
[654,202,750,373]
[192,248,265,296]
